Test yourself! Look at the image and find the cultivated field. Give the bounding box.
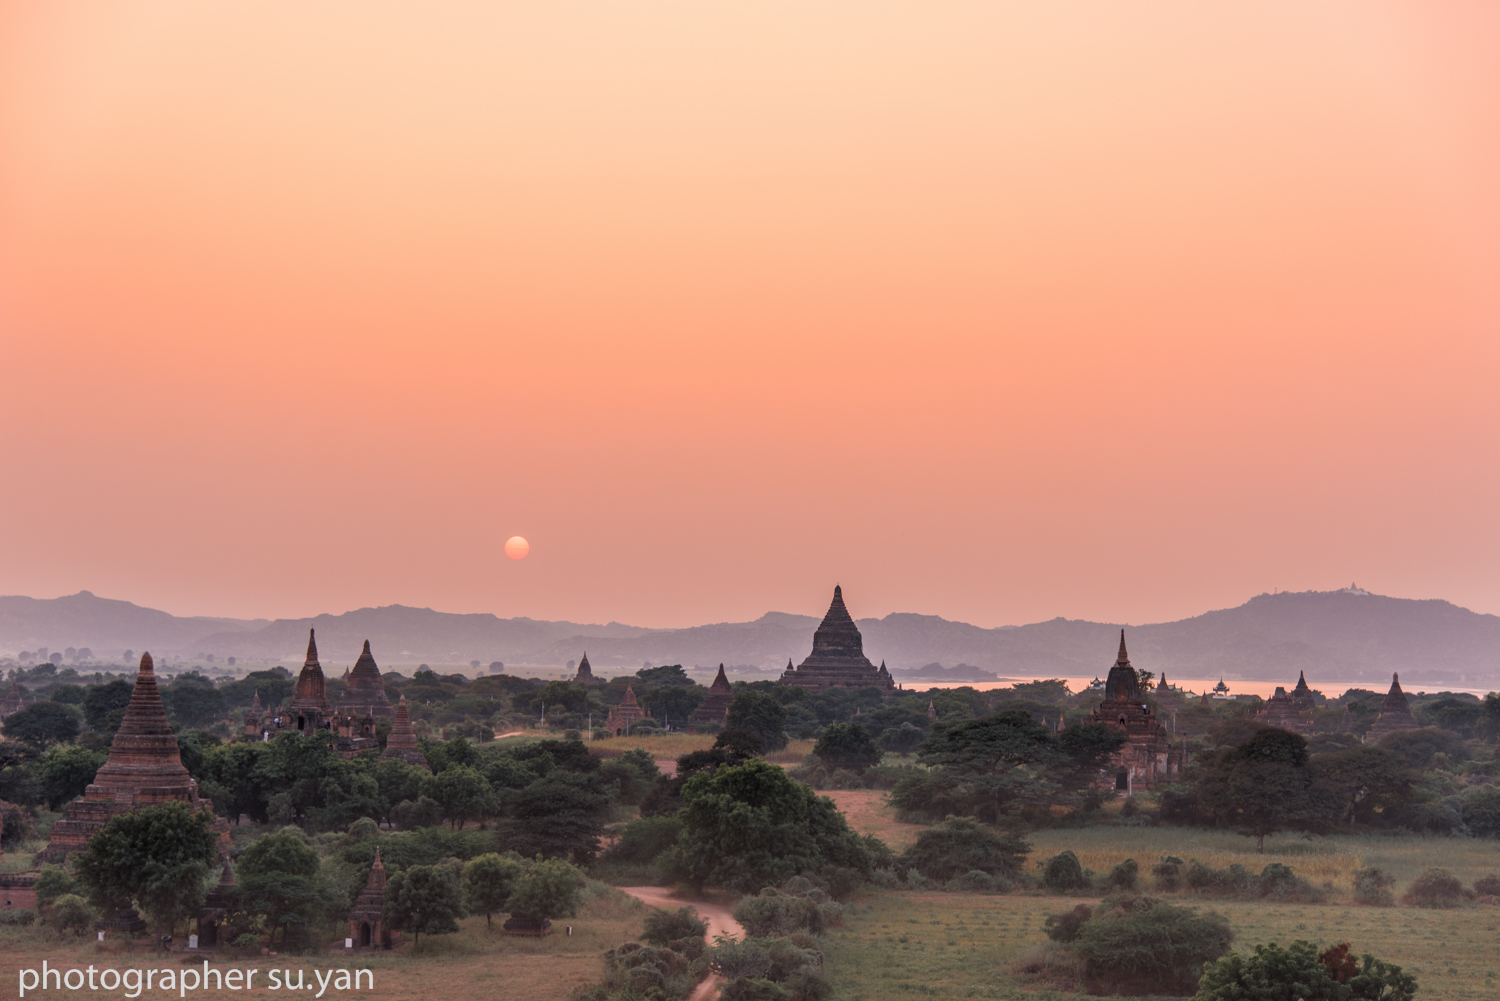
[823,891,1500,1001]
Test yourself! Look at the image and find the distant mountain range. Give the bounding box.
[2,587,1497,689]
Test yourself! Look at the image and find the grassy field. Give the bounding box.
[0,881,645,1001]
[823,890,1500,1001]
[564,731,815,765]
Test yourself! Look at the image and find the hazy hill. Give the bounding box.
[2,588,1496,688]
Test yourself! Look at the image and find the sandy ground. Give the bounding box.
[618,886,743,1001]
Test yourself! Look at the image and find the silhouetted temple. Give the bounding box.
[38,653,230,863]
[1290,670,1317,711]
[337,640,393,719]
[779,586,896,695]
[1255,686,1312,734]
[349,849,393,949]
[691,664,734,723]
[1366,673,1419,739]
[574,652,597,685]
[1085,631,1178,790]
[284,629,336,730]
[379,695,430,770]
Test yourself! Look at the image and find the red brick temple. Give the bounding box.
[379,695,431,770]
[1366,673,1420,740]
[336,639,394,719]
[37,652,230,864]
[1084,631,1179,791]
[605,682,649,736]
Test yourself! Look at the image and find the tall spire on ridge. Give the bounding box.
[305,629,319,668]
[1116,629,1130,666]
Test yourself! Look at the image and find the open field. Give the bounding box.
[0,882,644,1001]
[821,790,930,852]
[823,890,1500,1001]
[531,730,815,765]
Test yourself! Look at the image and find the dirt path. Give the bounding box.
[619,886,743,1001]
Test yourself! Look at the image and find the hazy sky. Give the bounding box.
[2,2,1497,628]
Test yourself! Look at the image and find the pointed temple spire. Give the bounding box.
[1367,671,1419,739]
[621,682,639,706]
[780,585,894,695]
[574,652,594,684]
[305,629,320,668]
[691,664,734,723]
[380,695,430,770]
[1104,631,1141,702]
[1116,629,1130,666]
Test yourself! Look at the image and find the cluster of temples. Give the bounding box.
[1083,632,1181,791]
[243,631,395,757]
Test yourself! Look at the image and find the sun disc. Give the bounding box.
[504,536,530,560]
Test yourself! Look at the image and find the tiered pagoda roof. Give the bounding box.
[380,696,430,770]
[691,664,734,723]
[38,653,229,863]
[574,653,595,684]
[778,586,895,694]
[338,639,392,718]
[1367,673,1419,739]
[285,629,335,726]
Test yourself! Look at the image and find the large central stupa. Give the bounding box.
[779,586,896,695]
[38,652,229,863]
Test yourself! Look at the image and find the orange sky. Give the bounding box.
[2,2,1498,628]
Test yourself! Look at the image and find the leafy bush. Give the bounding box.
[947,869,1004,893]
[643,906,707,947]
[0,909,37,926]
[1352,867,1395,907]
[32,866,77,908]
[1195,939,1416,1001]
[606,815,685,863]
[898,817,1031,882]
[733,881,841,937]
[1152,855,1184,892]
[601,940,704,999]
[1402,867,1465,908]
[1255,863,1323,903]
[1072,901,1232,995]
[48,893,96,936]
[1044,903,1093,944]
[1041,850,1090,892]
[1103,858,1139,891]
[812,723,882,772]
[1473,874,1500,897]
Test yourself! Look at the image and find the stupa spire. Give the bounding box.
[1116,630,1130,666]
[380,695,430,770]
[305,629,319,667]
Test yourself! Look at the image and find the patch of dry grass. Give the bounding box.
[819,790,929,852]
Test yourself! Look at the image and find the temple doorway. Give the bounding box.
[1115,769,1129,791]
[359,922,371,948]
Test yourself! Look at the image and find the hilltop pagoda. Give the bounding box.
[1084,631,1178,790]
[691,664,735,723]
[1366,673,1419,740]
[336,640,393,719]
[38,653,230,863]
[380,696,431,770]
[778,586,896,695]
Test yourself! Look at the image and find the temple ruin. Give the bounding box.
[1366,673,1420,739]
[779,586,896,694]
[1084,631,1179,790]
[690,664,735,723]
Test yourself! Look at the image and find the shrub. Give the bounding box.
[48,893,96,936]
[947,870,1003,893]
[1072,902,1232,995]
[606,815,685,863]
[642,906,707,947]
[1041,850,1090,892]
[1103,858,1139,891]
[1473,874,1500,897]
[733,882,840,937]
[1152,855,1184,892]
[0,909,37,927]
[1044,903,1093,944]
[1195,939,1417,1001]
[1183,860,1254,897]
[1255,863,1322,903]
[898,817,1031,882]
[33,866,77,908]
[812,723,882,772]
[1403,868,1465,908]
[1352,867,1395,907]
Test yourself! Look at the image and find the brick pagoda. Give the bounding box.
[1084,631,1179,790]
[1366,673,1420,740]
[779,586,896,695]
[690,664,735,723]
[283,629,336,731]
[336,640,393,719]
[379,695,430,770]
[38,652,230,863]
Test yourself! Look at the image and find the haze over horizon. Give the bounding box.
[3,3,1498,629]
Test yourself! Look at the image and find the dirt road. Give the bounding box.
[618,886,743,1001]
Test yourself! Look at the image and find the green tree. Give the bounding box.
[897,817,1030,882]
[384,863,465,944]
[82,679,133,734]
[161,677,228,729]
[878,722,926,756]
[39,743,105,810]
[49,893,98,936]
[506,857,582,927]
[236,830,339,945]
[666,758,876,894]
[429,764,497,829]
[73,801,219,953]
[529,681,590,715]
[50,683,87,705]
[813,722,882,771]
[1310,746,1410,826]
[3,702,81,750]
[497,772,611,863]
[1194,939,1416,1001]
[1214,728,1329,850]
[725,691,789,751]
[640,683,706,725]
[461,853,523,927]
[372,758,431,826]
[33,866,78,907]
[896,709,1060,822]
[197,742,272,825]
